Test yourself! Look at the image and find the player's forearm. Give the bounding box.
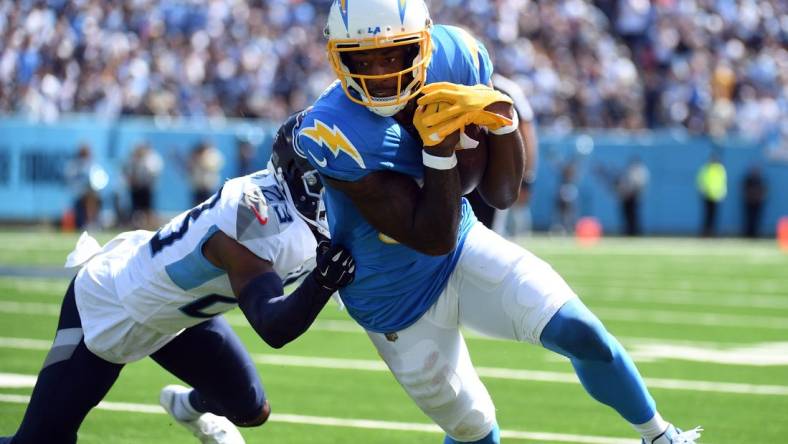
[478,130,525,209]
[238,272,332,349]
[326,165,461,255]
[411,160,463,255]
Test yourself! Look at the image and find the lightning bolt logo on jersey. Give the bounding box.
[301,120,366,169]
[297,24,492,333]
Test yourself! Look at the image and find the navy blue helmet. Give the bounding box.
[269,108,328,238]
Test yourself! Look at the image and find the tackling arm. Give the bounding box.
[203,231,354,348]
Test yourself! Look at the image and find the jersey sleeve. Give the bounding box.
[476,39,494,85]
[297,111,372,182]
[436,26,494,86]
[211,176,288,266]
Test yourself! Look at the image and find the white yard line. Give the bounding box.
[560,274,788,293]
[592,307,788,330]
[0,301,61,315]
[3,299,787,330]
[249,354,788,396]
[0,392,636,444]
[0,324,768,349]
[579,289,788,310]
[0,337,51,350]
[1,336,785,396]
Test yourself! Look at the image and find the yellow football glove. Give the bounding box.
[413,101,466,147]
[417,82,514,131]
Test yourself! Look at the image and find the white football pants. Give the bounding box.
[366,223,577,441]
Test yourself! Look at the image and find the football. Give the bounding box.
[456,124,488,195]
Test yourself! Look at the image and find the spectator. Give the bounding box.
[597,157,650,236]
[188,141,224,206]
[618,157,649,236]
[553,159,580,234]
[0,0,783,139]
[64,144,106,230]
[697,153,727,237]
[236,139,257,177]
[742,165,767,238]
[123,142,163,230]
[492,73,539,238]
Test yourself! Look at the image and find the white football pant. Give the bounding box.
[367,223,577,441]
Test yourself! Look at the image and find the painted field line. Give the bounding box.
[558,272,787,291]
[1,336,784,396]
[4,299,786,330]
[303,319,779,350]
[0,314,778,351]
[250,354,788,396]
[0,392,634,444]
[592,307,788,330]
[579,288,788,310]
[0,324,756,351]
[0,337,51,350]
[0,327,772,355]
[0,373,37,388]
[0,301,61,316]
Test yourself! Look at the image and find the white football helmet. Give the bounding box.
[324,0,433,117]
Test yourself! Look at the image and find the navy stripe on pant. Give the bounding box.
[6,279,266,443]
[9,279,123,444]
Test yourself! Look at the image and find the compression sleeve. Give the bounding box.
[237,271,333,349]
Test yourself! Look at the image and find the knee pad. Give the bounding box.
[397,348,462,411]
[445,409,496,442]
[396,347,493,441]
[541,299,614,362]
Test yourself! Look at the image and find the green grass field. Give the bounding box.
[1,231,786,443]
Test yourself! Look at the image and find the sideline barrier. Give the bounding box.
[1,116,787,235]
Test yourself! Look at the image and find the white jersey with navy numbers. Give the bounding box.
[72,170,317,363]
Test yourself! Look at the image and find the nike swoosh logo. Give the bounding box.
[250,205,268,225]
[309,151,328,168]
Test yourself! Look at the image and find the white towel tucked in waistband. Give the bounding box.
[64,231,135,269]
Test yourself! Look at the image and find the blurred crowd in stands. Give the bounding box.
[1,0,785,141]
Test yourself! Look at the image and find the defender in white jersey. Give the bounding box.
[2,112,355,444]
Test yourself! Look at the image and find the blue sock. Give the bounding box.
[540,298,656,424]
[444,423,500,444]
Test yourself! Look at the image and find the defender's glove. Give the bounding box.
[414,101,467,146]
[417,82,514,132]
[313,240,355,292]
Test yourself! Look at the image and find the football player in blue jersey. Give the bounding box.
[295,1,702,444]
[0,113,355,444]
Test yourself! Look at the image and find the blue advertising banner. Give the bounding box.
[1,116,786,235]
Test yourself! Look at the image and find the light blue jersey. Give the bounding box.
[297,25,493,333]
